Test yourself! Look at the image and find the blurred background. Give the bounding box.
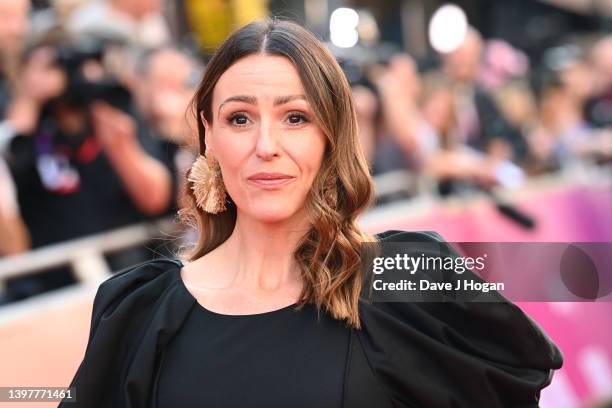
[0,0,610,407]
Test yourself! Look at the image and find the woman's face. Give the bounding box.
[204,54,327,224]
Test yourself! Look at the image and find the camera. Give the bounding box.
[49,37,132,113]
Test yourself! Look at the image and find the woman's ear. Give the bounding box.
[200,111,213,154]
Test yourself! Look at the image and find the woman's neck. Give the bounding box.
[217,212,309,292]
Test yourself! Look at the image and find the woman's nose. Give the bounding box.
[255,120,280,160]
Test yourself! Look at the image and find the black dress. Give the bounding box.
[60,231,563,407]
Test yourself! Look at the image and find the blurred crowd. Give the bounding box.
[0,0,611,301]
[347,27,612,198]
[0,0,201,301]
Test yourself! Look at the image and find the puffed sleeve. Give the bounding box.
[357,230,563,407]
[59,258,195,408]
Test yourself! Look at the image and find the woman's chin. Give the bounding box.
[253,212,299,225]
[242,202,305,225]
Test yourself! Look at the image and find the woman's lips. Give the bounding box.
[247,173,296,190]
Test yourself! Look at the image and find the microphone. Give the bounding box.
[494,200,536,229]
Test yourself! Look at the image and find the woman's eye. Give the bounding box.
[228,113,250,127]
[287,112,309,125]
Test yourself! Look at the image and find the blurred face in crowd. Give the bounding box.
[443,28,483,84]
[0,0,29,56]
[137,48,196,143]
[204,54,327,225]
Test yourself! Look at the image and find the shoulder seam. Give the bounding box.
[102,257,183,284]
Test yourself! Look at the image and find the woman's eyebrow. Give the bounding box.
[273,94,307,106]
[218,94,308,115]
[218,95,256,116]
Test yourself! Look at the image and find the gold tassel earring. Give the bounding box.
[188,154,227,214]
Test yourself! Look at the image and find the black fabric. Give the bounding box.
[156,299,351,407]
[358,233,563,406]
[60,230,563,407]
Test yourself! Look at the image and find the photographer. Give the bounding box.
[2,41,174,301]
[440,28,528,163]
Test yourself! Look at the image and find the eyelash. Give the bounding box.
[226,112,310,127]
[286,112,310,125]
[227,113,249,127]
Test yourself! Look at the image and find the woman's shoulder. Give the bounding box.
[86,257,188,342]
[61,258,195,406]
[357,229,564,407]
[103,257,184,283]
[96,258,183,299]
[90,257,188,331]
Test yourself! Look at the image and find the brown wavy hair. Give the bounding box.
[179,18,375,329]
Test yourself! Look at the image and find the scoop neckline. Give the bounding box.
[171,258,300,318]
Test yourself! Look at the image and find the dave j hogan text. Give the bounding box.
[372,279,505,293]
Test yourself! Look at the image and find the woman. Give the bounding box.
[61,19,562,407]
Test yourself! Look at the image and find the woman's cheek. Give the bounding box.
[213,141,245,199]
[291,127,326,159]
